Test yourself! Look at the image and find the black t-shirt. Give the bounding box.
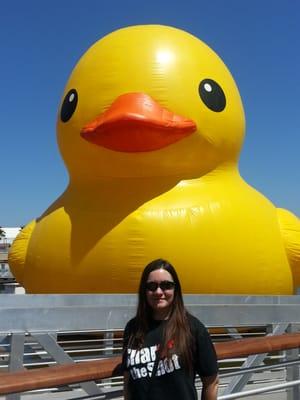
[122,313,218,400]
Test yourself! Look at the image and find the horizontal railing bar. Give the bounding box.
[0,357,122,394]
[216,332,300,359]
[218,379,300,399]
[0,332,300,395]
[220,358,300,378]
[1,294,300,307]
[1,305,300,331]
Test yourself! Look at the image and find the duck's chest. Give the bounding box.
[54,192,286,269]
[27,191,293,294]
[40,189,284,252]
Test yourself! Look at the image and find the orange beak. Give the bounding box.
[81,93,197,152]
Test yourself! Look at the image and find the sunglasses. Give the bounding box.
[146,280,175,292]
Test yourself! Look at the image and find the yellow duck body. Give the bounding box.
[9,25,300,294]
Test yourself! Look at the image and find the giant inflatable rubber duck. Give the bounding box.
[9,25,300,294]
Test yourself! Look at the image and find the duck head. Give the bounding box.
[57,25,245,181]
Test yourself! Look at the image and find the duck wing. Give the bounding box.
[277,208,300,290]
[8,220,36,286]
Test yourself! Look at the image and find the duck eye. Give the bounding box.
[60,89,78,122]
[198,79,226,112]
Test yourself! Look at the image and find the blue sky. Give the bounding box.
[1,0,299,227]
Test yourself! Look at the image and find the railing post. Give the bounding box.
[102,331,114,391]
[32,332,103,397]
[286,324,300,400]
[222,323,289,395]
[7,332,25,400]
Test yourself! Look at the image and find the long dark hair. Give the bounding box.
[130,258,194,371]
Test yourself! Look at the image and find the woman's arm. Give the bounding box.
[123,371,131,400]
[201,374,219,400]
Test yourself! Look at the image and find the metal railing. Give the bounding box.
[1,331,300,394]
[0,294,299,399]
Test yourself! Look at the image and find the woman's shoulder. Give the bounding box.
[186,313,208,333]
[124,316,138,331]
[123,317,138,343]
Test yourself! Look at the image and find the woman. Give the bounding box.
[122,259,219,400]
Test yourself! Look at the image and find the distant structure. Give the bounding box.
[0,227,21,282]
